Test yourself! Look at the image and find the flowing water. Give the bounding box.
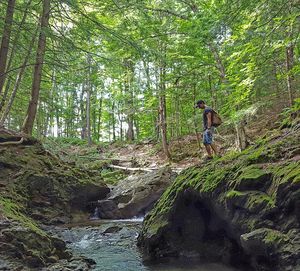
[57,219,248,271]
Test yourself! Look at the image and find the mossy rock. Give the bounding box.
[226,190,275,214]
[139,124,300,271]
[240,228,289,255]
[234,165,272,192]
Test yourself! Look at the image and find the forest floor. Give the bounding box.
[42,106,281,185]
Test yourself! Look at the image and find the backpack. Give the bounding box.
[212,110,223,127]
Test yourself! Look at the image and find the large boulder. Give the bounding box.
[95,167,176,219]
[0,131,108,269]
[138,127,300,271]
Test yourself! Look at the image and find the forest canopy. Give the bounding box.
[0,0,299,147]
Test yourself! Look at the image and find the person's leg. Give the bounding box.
[204,144,213,158]
[203,130,213,158]
[211,143,219,156]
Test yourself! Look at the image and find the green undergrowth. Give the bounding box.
[280,98,300,129]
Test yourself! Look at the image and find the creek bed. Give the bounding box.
[56,219,248,271]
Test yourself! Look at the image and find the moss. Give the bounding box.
[218,150,241,163]
[226,190,245,198]
[101,169,127,185]
[272,161,300,184]
[263,229,288,245]
[226,190,275,211]
[200,165,232,192]
[145,214,169,237]
[247,193,275,209]
[239,165,268,180]
[0,197,46,236]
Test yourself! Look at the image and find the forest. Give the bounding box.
[0,0,299,155]
[0,1,300,271]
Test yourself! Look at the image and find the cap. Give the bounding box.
[195,100,205,108]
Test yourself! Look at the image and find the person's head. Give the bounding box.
[195,100,206,109]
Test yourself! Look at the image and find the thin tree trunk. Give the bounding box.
[97,96,102,141]
[159,58,171,159]
[208,74,217,109]
[0,0,16,96]
[134,118,139,140]
[0,27,38,127]
[208,43,226,84]
[155,67,160,141]
[80,82,87,139]
[192,78,202,150]
[112,100,116,141]
[22,0,50,135]
[235,120,249,151]
[0,0,33,111]
[86,55,92,145]
[124,60,134,141]
[286,0,295,106]
[286,39,294,106]
[159,94,171,159]
[0,80,12,113]
[117,102,123,141]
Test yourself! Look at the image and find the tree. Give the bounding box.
[0,0,16,96]
[22,0,50,135]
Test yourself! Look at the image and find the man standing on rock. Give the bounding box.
[195,100,220,160]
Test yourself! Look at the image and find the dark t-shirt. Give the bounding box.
[203,107,213,130]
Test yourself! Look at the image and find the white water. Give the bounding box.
[57,219,249,271]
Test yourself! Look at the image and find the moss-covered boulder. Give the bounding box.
[0,131,109,269]
[138,126,300,271]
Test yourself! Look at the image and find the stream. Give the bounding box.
[56,219,249,271]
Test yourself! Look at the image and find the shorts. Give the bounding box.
[203,127,214,145]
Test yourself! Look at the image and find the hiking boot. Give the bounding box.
[203,156,213,162]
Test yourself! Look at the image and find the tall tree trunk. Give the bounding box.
[0,27,38,127]
[86,55,92,145]
[86,84,92,144]
[112,100,116,141]
[22,0,50,135]
[286,0,295,106]
[0,80,12,113]
[134,118,139,140]
[208,74,217,109]
[124,59,134,141]
[97,96,102,141]
[159,59,171,159]
[208,43,226,84]
[159,94,171,159]
[80,82,87,139]
[0,0,16,96]
[0,0,32,111]
[154,67,160,141]
[192,78,202,150]
[117,101,123,141]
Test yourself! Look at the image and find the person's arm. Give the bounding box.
[207,112,212,129]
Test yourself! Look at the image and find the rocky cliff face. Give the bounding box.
[0,132,109,270]
[138,125,300,271]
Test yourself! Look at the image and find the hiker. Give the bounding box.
[195,100,221,160]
